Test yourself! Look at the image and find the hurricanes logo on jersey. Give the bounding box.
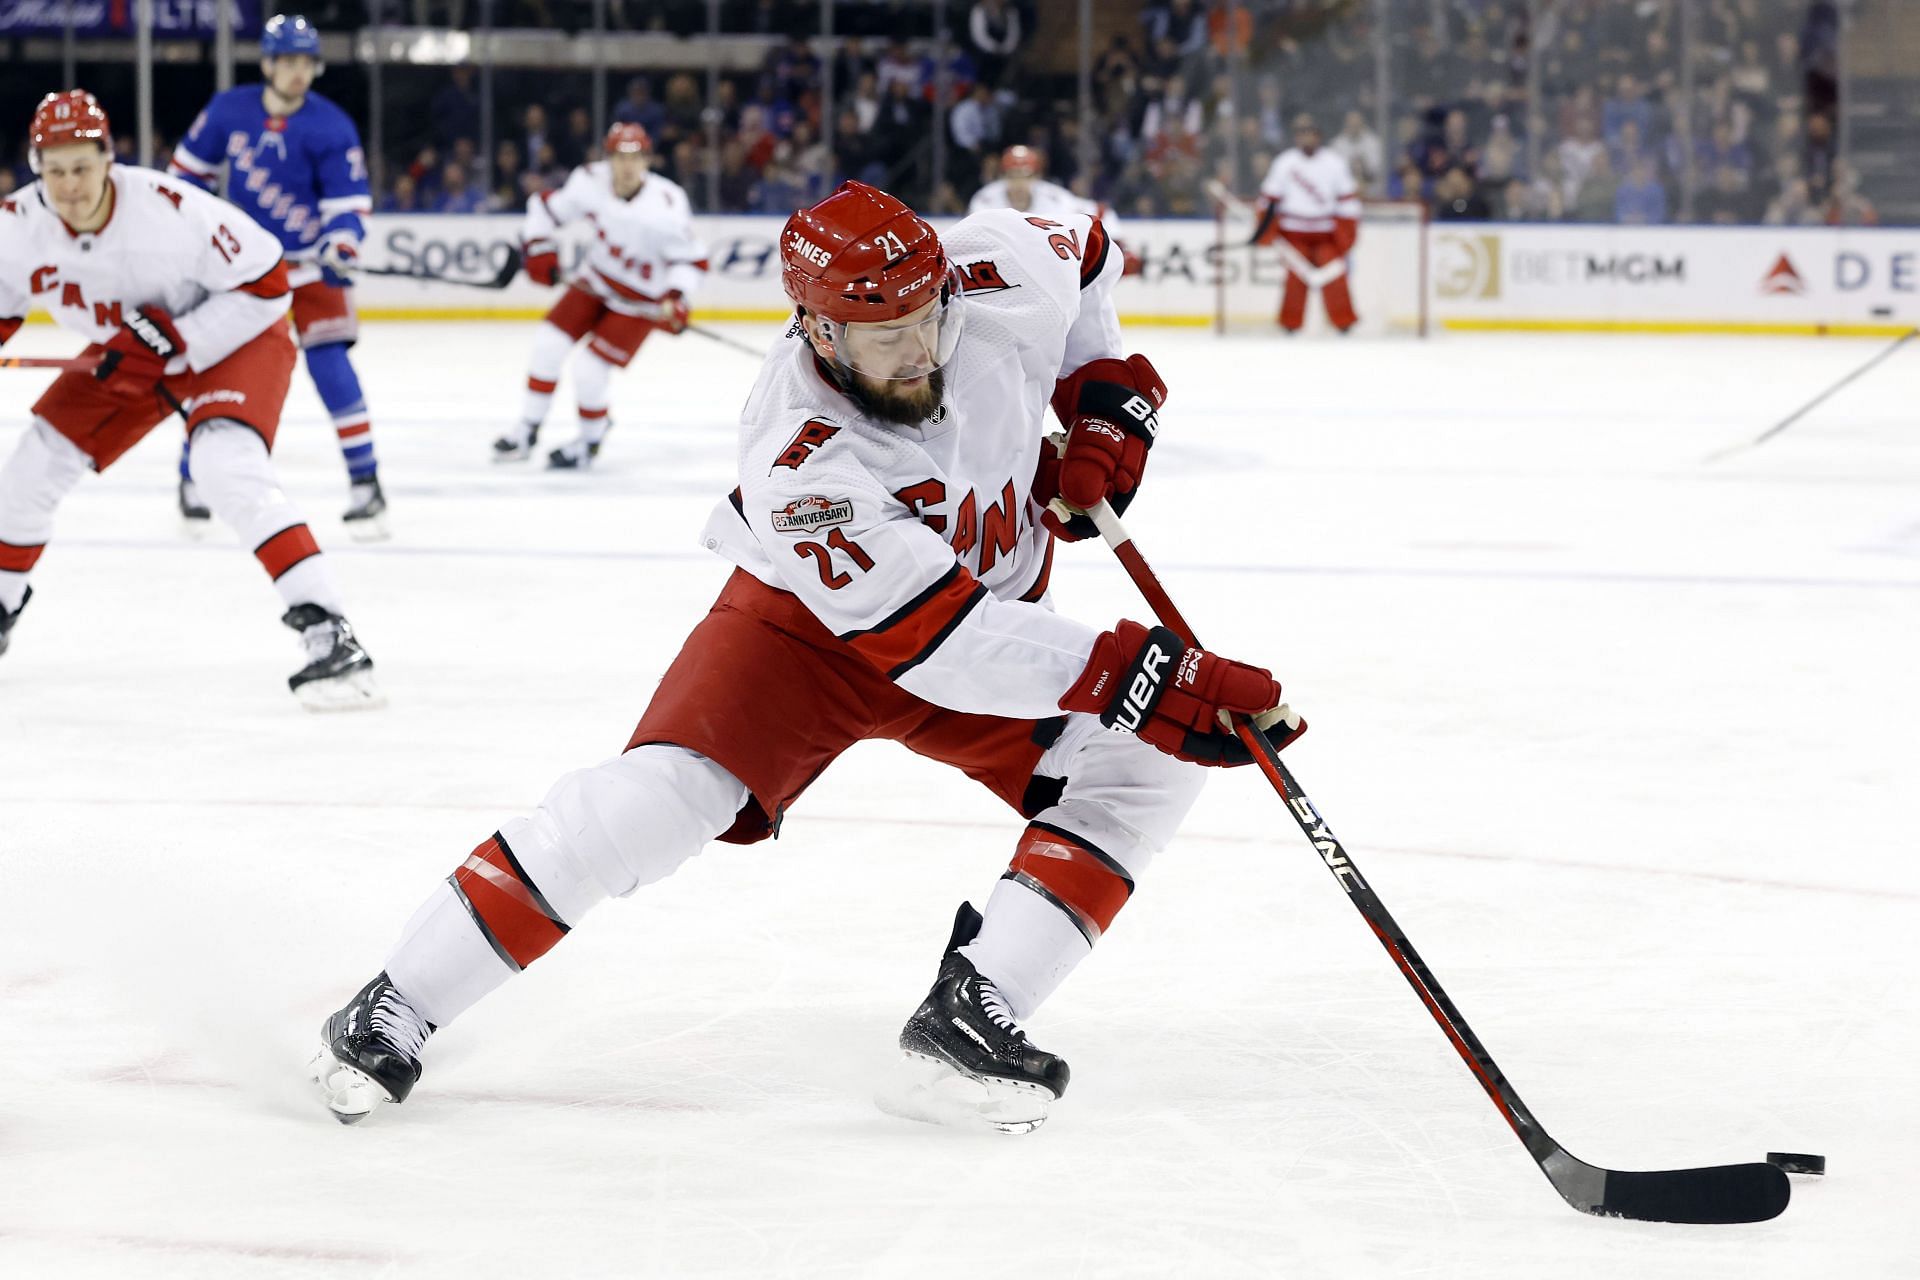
[960,260,1016,294]
[773,418,840,470]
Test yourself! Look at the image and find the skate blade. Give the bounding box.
[342,514,391,543]
[294,667,387,713]
[308,1045,394,1125]
[491,443,534,463]
[874,1051,1054,1135]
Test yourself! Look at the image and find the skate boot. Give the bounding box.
[341,477,390,542]
[178,477,212,534]
[0,586,30,658]
[491,421,539,462]
[545,434,603,470]
[282,603,384,711]
[310,972,434,1125]
[876,902,1070,1135]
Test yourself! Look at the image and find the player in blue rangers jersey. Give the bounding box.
[169,13,388,539]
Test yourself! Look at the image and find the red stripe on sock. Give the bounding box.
[253,524,321,580]
[578,407,609,420]
[335,423,372,440]
[1008,825,1133,939]
[527,376,558,394]
[452,834,566,969]
[0,539,45,573]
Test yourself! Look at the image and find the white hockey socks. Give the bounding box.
[189,420,345,614]
[520,322,576,428]
[0,419,90,613]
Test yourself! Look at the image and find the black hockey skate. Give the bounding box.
[491,422,539,462]
[0,586,30,658]
[309,972,435,1124]
[545,434,604,470]
[282,603,384,711]
[876,902,1070,1135]
[341,477,390,542]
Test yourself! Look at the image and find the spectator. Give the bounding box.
[378,172,422,213]
[521,104,553,171]
[876,39,922,97]
[1142,0,1208,65]
[1478,114,1519,188]
[1330,109,1383,196]
[1803,111,1835,203]
[737,104,777,173]
[1613,157,1666,225]
[950,83,1004,178]
[1555,116,1606,200]
[613,77,667,137]
[431,65,480,150]
[1762,177,1817,227]
[967,0,1023,89]
[560,107,596,168]
[872,77,930,169]
[834,106,886,187]
[1433,166,1491,220]
[1571,152,1618,222]
[662,74,705,142]
[1602,73,1652,147]
[1696,120,1752,189]
[489,140,525,210]
[851,71,883,134]
[1696,163,1761,225]
[766,34,821,105]
[1823,160,1878,227]
[1141,73,1203,146]
[435,162,486,214]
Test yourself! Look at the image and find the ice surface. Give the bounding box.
[2,322,1916,1277]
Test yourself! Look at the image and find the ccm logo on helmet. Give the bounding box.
[1108,640,1173,734]
[790,235,832,268]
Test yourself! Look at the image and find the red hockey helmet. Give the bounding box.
[605,122,652,156]
[29,89,111,174]
[1000,145,1042,178]
[780,181,966,380]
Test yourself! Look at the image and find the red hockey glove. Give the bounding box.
[1121,246,1143,277]
[522,238,560,286]
[1060,621,1305,767]
[1332,216,1358,255]
[1036,353,1165,541]
[95,306,186,396]
[659,290,690,334]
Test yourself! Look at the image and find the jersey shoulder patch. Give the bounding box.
[770,417,841,471]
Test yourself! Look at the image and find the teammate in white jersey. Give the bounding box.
[0,91,379,708]
[311,180,1302,1132]
[492,123,710,469]
[968,146,1139,275]
[1250,114,1362,333]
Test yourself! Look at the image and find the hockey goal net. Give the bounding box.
[1212,197,1429,337]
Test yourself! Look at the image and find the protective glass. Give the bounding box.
[825,265,968,381]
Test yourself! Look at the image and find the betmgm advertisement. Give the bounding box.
[1429,224,1918,335]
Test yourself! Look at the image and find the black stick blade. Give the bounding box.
[1585,1163,1791,1224]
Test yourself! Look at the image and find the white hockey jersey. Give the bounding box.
[0,166,290,371]
[523,163,709,314]
[1257,147,1362,234]
[967,178,1125,242]
[700,208,1127,720]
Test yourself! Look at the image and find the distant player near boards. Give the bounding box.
[492,123,709,470]
[1248,113,1361,334]
[311,180,1300,1132]
[968,146,1140,275]
[0,91,381,709]
[170,13,388,537]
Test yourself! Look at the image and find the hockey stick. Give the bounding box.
[0,355,98,372]
[1080,496,1804,1224]
[359,245,524,290]
[1705,326,1918,462]
[1206,179,1346,288]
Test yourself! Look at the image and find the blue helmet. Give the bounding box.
[261,14,322,60]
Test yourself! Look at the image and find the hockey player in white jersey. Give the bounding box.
[1250,113,1362,333]
[968,146,1138,275]
[0,91,380,707]
[312,181,1300,1131]
[492,123,709,469]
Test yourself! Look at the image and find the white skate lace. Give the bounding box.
[976,980,1022,1037]
[300,618,342,663]
[370,987,430,1061]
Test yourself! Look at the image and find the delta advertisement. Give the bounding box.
[354,214,1917,336]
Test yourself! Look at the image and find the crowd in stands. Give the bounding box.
[2,1,1882,228]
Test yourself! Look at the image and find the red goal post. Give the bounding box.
[1211,194,1430,337]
